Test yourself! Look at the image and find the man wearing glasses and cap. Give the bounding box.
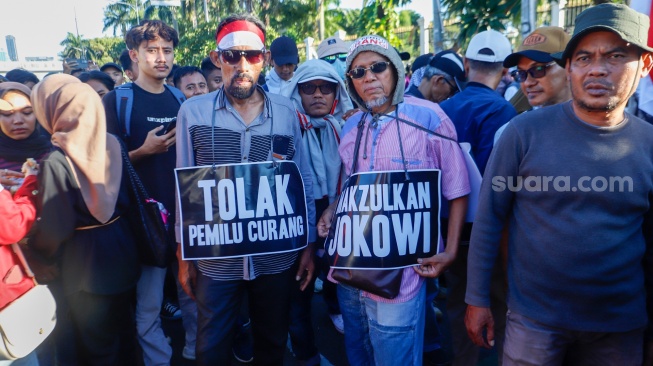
[174,14,317,365]
[466,4,653,364]
[317,36,350,81]
[494,27,571,142]
[317,34,470,366]
[280,58,353,365]
[504,27,571,109]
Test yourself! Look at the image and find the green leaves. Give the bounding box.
[442,0,518,49]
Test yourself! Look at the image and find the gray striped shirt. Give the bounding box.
[175,87,316,281]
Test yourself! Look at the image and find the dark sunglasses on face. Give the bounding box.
[218,48,266,65]
[511,62,556,83]
[347,61,390,79]
[321,53,347,64]
[298,82,337,95]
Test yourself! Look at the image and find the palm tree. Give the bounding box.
[103,0,143,36]
[60,32,96,61]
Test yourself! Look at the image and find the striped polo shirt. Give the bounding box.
[336,96,470,303]
[175,87,317,281]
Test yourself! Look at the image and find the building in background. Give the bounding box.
[0,48,7,62]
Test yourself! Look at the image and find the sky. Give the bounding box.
[0,0,433,60]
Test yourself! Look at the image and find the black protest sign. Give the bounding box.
[325,170,441,270]
[175,161,308,260]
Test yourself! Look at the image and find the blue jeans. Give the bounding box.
[338,281,426,366]
[136,265,171,366]
[503,310,644,366]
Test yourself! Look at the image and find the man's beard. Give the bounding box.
[365,96,388,110]
[227,73,257,99]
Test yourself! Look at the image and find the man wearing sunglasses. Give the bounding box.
[174,14,317,365]
[317,36,350,81]
[504,27,571,109]
[280,58,353,366]
[317,34,470,366]
[466,4,653,364]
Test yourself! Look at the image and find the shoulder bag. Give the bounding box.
[331,113,404,299]
[120,143,175,268]
[0,243,56,360]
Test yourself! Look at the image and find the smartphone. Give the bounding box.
[66,58,89,70]
[163,120,177,134]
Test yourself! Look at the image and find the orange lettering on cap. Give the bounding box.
[522,34,546,46]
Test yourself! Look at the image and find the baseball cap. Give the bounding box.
[412,54,433,72]
[465,30,512,62]
[430,50,466,81]
[270,36,299,66]
[553,3,653,65]
[504,27,570,67]
[100,62,123,73]
[317,37,349,58]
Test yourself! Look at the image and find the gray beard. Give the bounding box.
[365,96,388,110]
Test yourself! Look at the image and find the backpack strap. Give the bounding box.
[164,84,187,105]
[115,83,186,138]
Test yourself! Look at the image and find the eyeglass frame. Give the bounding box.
[321,53,347,64]
[216,48,267,65]
[298,82,338,95]
[347,61,391,79]
[511,61,557,83]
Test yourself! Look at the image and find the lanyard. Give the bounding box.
[209,88,276,172]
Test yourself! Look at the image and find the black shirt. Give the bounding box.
[103,83,181,214]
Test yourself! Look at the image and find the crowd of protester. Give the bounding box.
[1,4,653,366]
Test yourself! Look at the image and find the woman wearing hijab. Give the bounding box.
[29,74,140,365]
[0,82,51,192]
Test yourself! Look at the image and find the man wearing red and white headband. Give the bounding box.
[174,14,317,365]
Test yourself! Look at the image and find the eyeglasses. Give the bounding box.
[347,61,390,79]
[321,53,347,64]
[218,48,266,65]
[298,82,337,95]
[511,62,556,83]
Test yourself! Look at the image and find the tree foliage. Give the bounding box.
[88,0,426,67]
[441,0,520,49]
[59,33,96,61]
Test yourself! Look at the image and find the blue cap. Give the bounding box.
[270,36,299,66]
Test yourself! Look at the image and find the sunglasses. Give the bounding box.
[511,62,556,83]
[322,53,347,64]
[347,61,390,79]
[218,48,266,65]
[298,82,337,95]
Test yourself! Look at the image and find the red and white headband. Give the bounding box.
[216,20,265,50]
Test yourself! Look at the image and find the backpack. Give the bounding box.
[115,82,186,137]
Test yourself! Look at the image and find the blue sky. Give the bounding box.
[0,0,433,60]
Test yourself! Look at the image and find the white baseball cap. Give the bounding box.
[465,30,512,63]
